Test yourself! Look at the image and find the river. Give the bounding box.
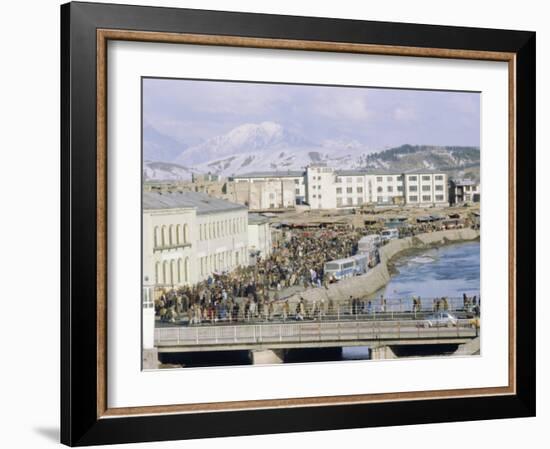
[371,240,480,300]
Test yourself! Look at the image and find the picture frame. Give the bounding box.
[60,1,535,446]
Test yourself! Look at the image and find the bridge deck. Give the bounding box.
[155,319,478,352]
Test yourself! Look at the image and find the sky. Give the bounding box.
[143,77,480,156]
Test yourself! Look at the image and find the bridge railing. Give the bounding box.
[162,297,480,326]
[154,318,478,347]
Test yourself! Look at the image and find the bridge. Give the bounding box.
[154,317,478,363]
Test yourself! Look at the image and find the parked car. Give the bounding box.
[420,312,458,328]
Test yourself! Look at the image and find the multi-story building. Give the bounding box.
[142,191,249,290]
[231,171,306,204]
[449,178,480,205]
[402,171,448,207]
[225,179,296,210]
[304,165,447,208]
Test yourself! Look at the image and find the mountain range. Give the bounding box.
[143,122,480,182]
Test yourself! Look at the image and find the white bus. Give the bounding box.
[324,254,369,281]
[358,234,381,253]
[380,228,399,242]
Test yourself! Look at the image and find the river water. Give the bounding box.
[370,240,480,301]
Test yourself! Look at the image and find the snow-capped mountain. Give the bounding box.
[174,122,315,166]
[143,161,198,181]
[144,122,479,181]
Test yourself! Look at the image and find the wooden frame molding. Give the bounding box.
[96,28,517,419]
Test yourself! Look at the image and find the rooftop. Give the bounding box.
[143,191,247,215]
[248,213,271,225]
[335,169,403,176]
[232,170,305,179]
[451,178,478,186]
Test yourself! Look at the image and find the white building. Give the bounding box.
[304,165,447,208]
[142,191,249,291]
[402,171,449,206]
[247,214,273,258]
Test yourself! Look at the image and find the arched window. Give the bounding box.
[162,261,168,285]
[154,226,160,248]
[235,251,239,265]
[177,259,182,284]
[175,225,181,245]
[155,262,160,284]
[184,257,189,283]
[169,225,174,246]
[169,260,175,285]
[161,226,167,247]
[183,224,189,243]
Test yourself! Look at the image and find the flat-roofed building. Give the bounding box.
[403,171,448,206]
[449,178,480,205]
[231,170,306,204]
[247,214,273,258]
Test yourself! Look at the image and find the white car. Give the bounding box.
[421,312,458,328]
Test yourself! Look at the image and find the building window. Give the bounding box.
[312,194,316,198]
[435,195,445,201]
[295,189,300,195]
[377,196,384,203]
[357,177,363,182]
[335,177,342,183]
[422,195,432,201]
[387,176,393,181]
[183,224,189,243]
[347,198,353,205]
[387,186,393,192]
[435,185,444,191]
[357,197,363,205]
[408,176,417,181]
[409,185,418,192]
[318,194,322,199]
[422,185,431,191]
[435,175,444,181]
[294,179,300,184]
[376,176,383,182]
[336,187,342,194]
[377,186,383,192]
[397,175,404,181]
[346,177,352,183]
[397,186,403,192]
[357,187,363,193]
[346,187,353,193]
[161,225,167,247]
[154,226,160,248]
[408,195,418,202]
[422,175,431,181]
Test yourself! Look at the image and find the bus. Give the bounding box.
[380,228,399,242]
[357,234,381,253]
[324,254,370,281]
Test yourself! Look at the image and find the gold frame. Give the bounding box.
[96,29,516,419]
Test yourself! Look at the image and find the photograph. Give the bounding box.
[141,78,482,369]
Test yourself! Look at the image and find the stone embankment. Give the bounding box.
[285,228,480,305]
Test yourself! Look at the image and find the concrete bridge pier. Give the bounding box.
[370,346,397,360]
[143,347,160,370]
[250,349,286,365]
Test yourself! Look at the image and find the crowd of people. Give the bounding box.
[155,227,361,324]
[154,216,481,325]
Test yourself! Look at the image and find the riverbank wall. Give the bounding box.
[284,228,480,305]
